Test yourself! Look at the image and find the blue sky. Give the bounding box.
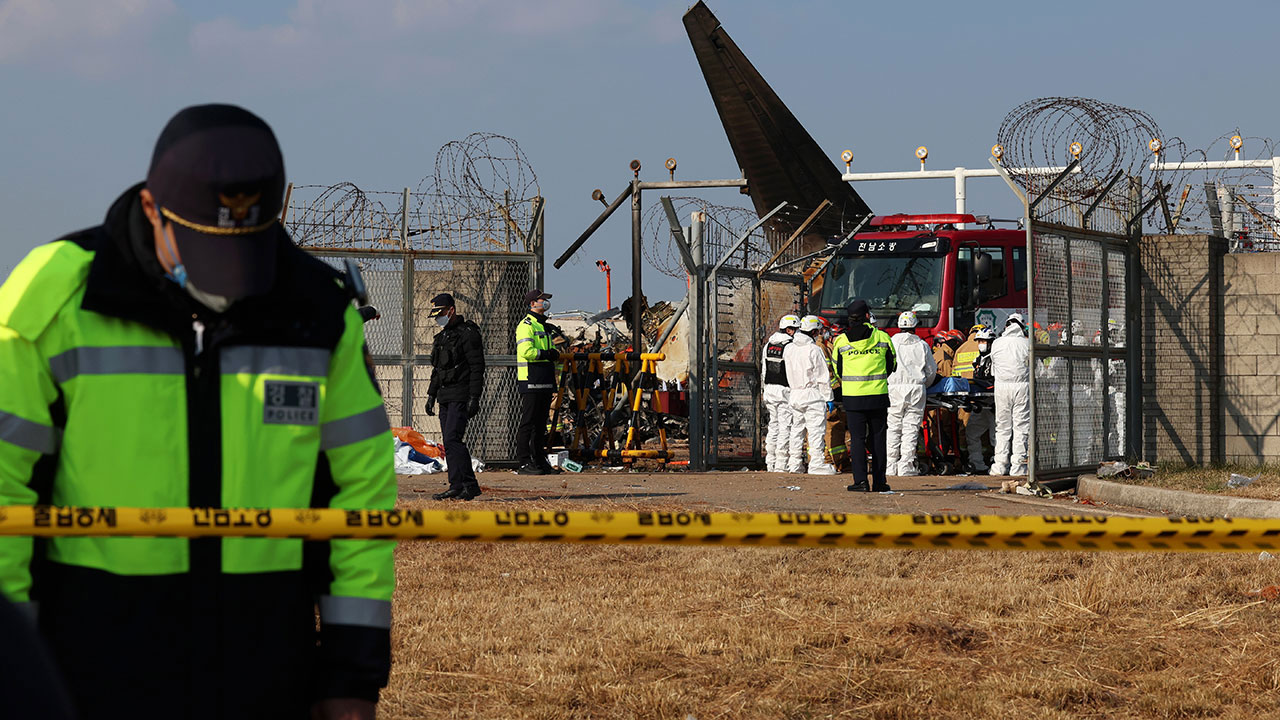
[1,0,1276,311]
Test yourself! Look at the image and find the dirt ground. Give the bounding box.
[398,469,1153,518]
[383,472,1280,718]
[382,505,1280,719]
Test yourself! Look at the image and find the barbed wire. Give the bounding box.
[1159,133,1280,244]
[287,132,540,253]
[641,197,754,278]
[641,198,827,278]
[996,97,1162,207]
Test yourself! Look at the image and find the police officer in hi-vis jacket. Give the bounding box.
[0,105,395,720]
[831,299,897,492]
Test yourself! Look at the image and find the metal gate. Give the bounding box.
[703,266,806,467]
[1001,163,1148,480]
[1029,225,1136,475]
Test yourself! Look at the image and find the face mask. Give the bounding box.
[537,300,551,312]
[435,315,450,327]
[978,343,988,353]
[186,279,234,314]
[158,217,188,289]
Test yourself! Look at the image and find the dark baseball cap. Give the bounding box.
[146,104,286,299]
[524,289,552,303]
[846,299,870,319]
[426,292,454,317]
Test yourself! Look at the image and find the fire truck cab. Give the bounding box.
[813,213,1027,338]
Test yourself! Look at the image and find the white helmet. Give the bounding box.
[779,314,801,330]
[897,310,919,329]
[976,327,996,341]
[799,315,823,333]
[1006,312,1025,327]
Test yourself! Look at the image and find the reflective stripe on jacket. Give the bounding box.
[831,324,894,398]
[952,336,981,378]
[516,312,555,391]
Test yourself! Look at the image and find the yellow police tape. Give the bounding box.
[0,506,1276,552]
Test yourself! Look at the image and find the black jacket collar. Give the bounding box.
[844,322,875,342]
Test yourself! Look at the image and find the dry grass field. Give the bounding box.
[380,501,1280,719]
[1126,464,1280,501]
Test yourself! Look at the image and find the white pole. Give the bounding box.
[954,168,967,227]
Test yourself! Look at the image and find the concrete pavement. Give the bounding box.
[400,470,1151,517]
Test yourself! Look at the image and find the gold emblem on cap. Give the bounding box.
[218,192,262,221]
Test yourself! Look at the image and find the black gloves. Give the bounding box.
[467,398,481,418]
[424,396,436,416]
[538,348,560,362]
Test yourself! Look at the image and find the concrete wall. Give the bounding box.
[1140,234,1225,465]
[1222,252,1280,464]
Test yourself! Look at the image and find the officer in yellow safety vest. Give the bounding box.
[515,289,560,475]
[0,105,395,720]
[831,299,897,492]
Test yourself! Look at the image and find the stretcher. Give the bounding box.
[919,377,995,475]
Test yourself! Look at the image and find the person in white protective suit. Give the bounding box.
[1035,325,1069,467]
[783,315,837,474]
[778,312,839,471]
[1106,318,1126,455]
[762,314,801,472]
[1068,319,1095,464]
[990,313,1031,476]
[886,311,938,476]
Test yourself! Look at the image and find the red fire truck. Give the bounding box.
[812,213,1028,338]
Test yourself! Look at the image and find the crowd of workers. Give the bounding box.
[762,300,1034,488]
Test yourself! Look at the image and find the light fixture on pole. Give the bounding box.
[1230,134,1244,161]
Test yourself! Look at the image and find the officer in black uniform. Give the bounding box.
[425,293,486,499]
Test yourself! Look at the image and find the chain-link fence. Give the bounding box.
[307,250,536,464]
[289,185,541,467]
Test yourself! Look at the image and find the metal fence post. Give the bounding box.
[1100,241,1111,457]
[1127,230,1141,459]
[400,187,413,428]
[532,196,545,289]
[687,214,706,470]
[747,271,757,461]
[1024,202,1037,485]
[630,181,643,351]
[709,266,720,467]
